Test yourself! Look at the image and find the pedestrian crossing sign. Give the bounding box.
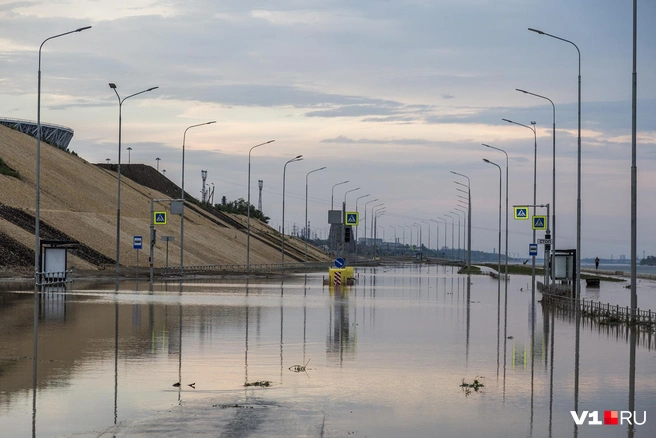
[532,215,547,230]
[345,212,359,226]
[154,211,167,225]
[514,206,529,220]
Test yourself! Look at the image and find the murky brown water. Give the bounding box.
[1,265,655,437]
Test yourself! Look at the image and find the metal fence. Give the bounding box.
[542,300,655,350]
[164,261,332,275]
[36,270,74,286]
[541,293,655,329]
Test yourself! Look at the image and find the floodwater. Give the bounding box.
[1,265,655,437]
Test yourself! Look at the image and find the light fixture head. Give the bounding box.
[528,28,545,35]
[108,83,116,89]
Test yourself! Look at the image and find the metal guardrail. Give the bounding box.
[164,262,332,275]
[36,270,74,286]
[542,293,655,328]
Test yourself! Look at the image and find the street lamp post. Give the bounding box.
[444,214,455,260]
[331,180,349,210]
[156,157,160,171]
[436,217,447,258]
[503,118,539,291]
[342,187,360,255]
[374,209,386,258]
[405,225,412,248]
[371,204,385,251]
[412,223,420,249]
[109,83,159,287]
[516,89,557,259]
[354,194,371,252]
[421,220,430,254]
[483,158,503,299]
[33,28,92,420]
[430,219,439,253]
[363,198,379,251]
[451,171,471,269]
[180,121,216,277]
[304,166,326,262]
[330,180,349,252]
[389,226,397,244]
[454,208,467,261]
[246,140,276,273]
[282,155,303,275]
[529,27,581,298]
[35,26,92,288]
[449,211,462,261]
[483,143,510,298]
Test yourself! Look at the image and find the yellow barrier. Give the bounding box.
[328,268,347,286]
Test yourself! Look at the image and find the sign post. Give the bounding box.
[345,212,359,226]
[161,236,175,275]
[149,198,180,285]
[514,203,552,295]
[529,243,538,256]
[133,236,143,280]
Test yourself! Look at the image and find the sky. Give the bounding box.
[1,0,655,260]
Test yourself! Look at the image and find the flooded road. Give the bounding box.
[1,265,655,437]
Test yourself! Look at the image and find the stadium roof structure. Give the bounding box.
[0,117,74,151]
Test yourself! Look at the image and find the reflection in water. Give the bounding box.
[178,282,183,403]
[574,298,581,438]
[465,275,470,369]
[327,286,355,366]
[529,281,535,437]
[31,289,39,438]
[496,275,501,379]
[303,278,308,366]
[245,285,249,387]
[502,272,508,401]
[114,299,119,424]
[4,266,654,437]
[548,305,555,438]
[629,325,636,438]
[280,290,283,382]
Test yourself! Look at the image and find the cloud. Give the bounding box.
[320,135,442,147]
[442,93,455,99]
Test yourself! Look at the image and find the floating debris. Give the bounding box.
[460,376,485,396]
[244,380,271,387]
[289,359,311,373]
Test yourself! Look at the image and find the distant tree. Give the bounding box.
[640,255,656,266]
[215,198,269,223]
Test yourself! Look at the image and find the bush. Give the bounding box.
[0,158,20,179]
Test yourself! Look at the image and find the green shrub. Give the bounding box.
[0,158,20,179]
